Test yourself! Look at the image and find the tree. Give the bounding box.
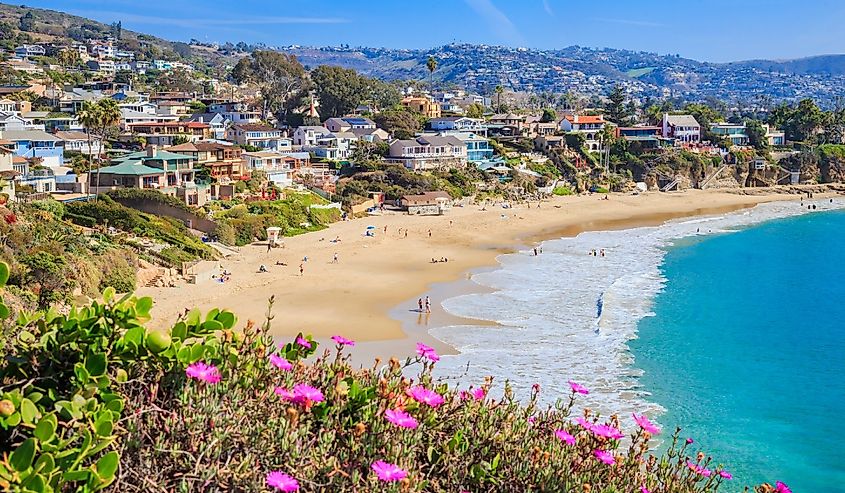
[57,49,81,68]
[603,85,632,126]
[231,51,310,123]
[465,103,484,119]
[21,252,71,308]
[19,11,34,32]
[311,65,367,119]
[541,108,557,123]
[111,21,122,40]
[79,99,120,197]
[494,85,504,113]
[374,107,424,139]
[426,56,437,90]
[745,119,769,150]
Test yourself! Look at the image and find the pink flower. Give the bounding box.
[568,380,589,394]
[775,481,792,493]
[527,416,536,424]
[686,437,694,444]
[407,385,444,407]
[686,461,711,477]
[640,487,650,493]
[295,336,312,349]
[719,470,733,480]
[385,409,418,429]
[591,424,625,440]
[594,449,615,465]
[293,383,324,403]
[470,387,486,401]
[554,429,575,445]
[632,413,661,435]
[185,362,221,384]
[575,416,594,430]
[266,471,299,492]
[274,387,297,402]
[269,354,292,370]
[371,460,407,482]
[415,342,440,362]
[331,335,355,347]
[532,383,540,393]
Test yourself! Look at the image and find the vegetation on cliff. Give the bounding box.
[0,277,792,492]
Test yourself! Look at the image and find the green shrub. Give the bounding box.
[553,186,574,196]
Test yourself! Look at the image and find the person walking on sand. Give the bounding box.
[425,296,431,313]
[405,230,408,238]
[418,298,424,312]
[299,263,304,276]
[428,229,432,238]
[384,225,388,233]
[267,242,272,253]
[332,252,338,264]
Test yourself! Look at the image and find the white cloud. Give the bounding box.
[542,0,554,16]
[464,0,526,46]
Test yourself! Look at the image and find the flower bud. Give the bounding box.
[354,422,367,436]
[697,452,705,461]
[0,399,14,417]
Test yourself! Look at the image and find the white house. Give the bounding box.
[226,124,290,150]
[55,130,104,156]
[560,114,607,151]
[305,132,356,161]
[387,135,467,170]
[243,151,300,187]
[662,114,701,143]
[14,45,45,59]
[208,102,262,124]
[430,117,486,135]
[293,126,330,147]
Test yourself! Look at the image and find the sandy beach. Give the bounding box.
[139,189,814,357]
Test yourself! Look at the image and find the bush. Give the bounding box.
[553,185,574,196]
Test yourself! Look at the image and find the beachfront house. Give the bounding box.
[430,117,487,135]
[399,191,452,215]
[387,135,468,171]
[243,151,302,187]
[710,122,749,146]
[167,141,245,183]
[559,114,606,151]
[615,126,668,149]
[763,124,786,146]
[304,132,356,161]
[662,114,701,143]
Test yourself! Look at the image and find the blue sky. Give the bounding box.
[20,0,845,62]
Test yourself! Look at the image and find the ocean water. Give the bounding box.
[431,199,845,491]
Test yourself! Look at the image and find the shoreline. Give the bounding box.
[139,187,835,361]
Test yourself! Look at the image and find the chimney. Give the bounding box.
[147,144,157,158]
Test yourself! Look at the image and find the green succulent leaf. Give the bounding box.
[10,438,36,472]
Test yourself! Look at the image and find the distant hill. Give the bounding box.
[727,54,845,76]
[3,3,845,104]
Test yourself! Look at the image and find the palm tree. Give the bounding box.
[94,99,120,199]
[426,56,437,91]
[77,101,100,196]
[494,85,504,113]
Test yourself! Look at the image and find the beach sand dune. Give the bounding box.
[139,189,804,357]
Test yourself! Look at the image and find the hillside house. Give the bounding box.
[401,96,441,119]
[560,114,606,151]
[324,117,376,133]
[710,123,749,146]
[226,124,289,150]
[387,135,467,170]
[662,114,701,143]
[55,130,104,156]
[127,122,210,146]
[0,129,63,168]
[293,126,330,147]
[243,151,302,187]
[167,141,244,182]
[399,191,452,215]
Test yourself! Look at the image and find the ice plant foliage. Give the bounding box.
[633,413,661,435]
[407,385,445,407]
[371,461,408,482]
[416,342,440,362]
[266,471,299,492]
[269,353,292,370]
[185,362,221,383]
[568,380,589,394]
[385,408,418,429]
[331,335,355,346]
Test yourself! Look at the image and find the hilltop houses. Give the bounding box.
[226,123,290,151]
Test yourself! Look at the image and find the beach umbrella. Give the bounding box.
[366,225,376,229]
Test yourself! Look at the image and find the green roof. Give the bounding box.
[97,160,164,176]
[113,150,194,163]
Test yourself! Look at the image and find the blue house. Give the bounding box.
[443,132,494,163]
[0,130,63,168]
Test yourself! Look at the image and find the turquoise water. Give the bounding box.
[631,209,845,491]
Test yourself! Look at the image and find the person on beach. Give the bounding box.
[533,247,538,256]
[267,242,272,253]
[418,298,424,312]
[384,226,387,233]
[600,249,605,257]
[259,264,268,273]
[425,296,431,313]
[428,229,432,238]
[299,263,304,276]
[405,230,408,238]
[332,253,338,264]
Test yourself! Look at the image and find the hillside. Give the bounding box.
[727,54,845,76]
[0,2,229,67]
